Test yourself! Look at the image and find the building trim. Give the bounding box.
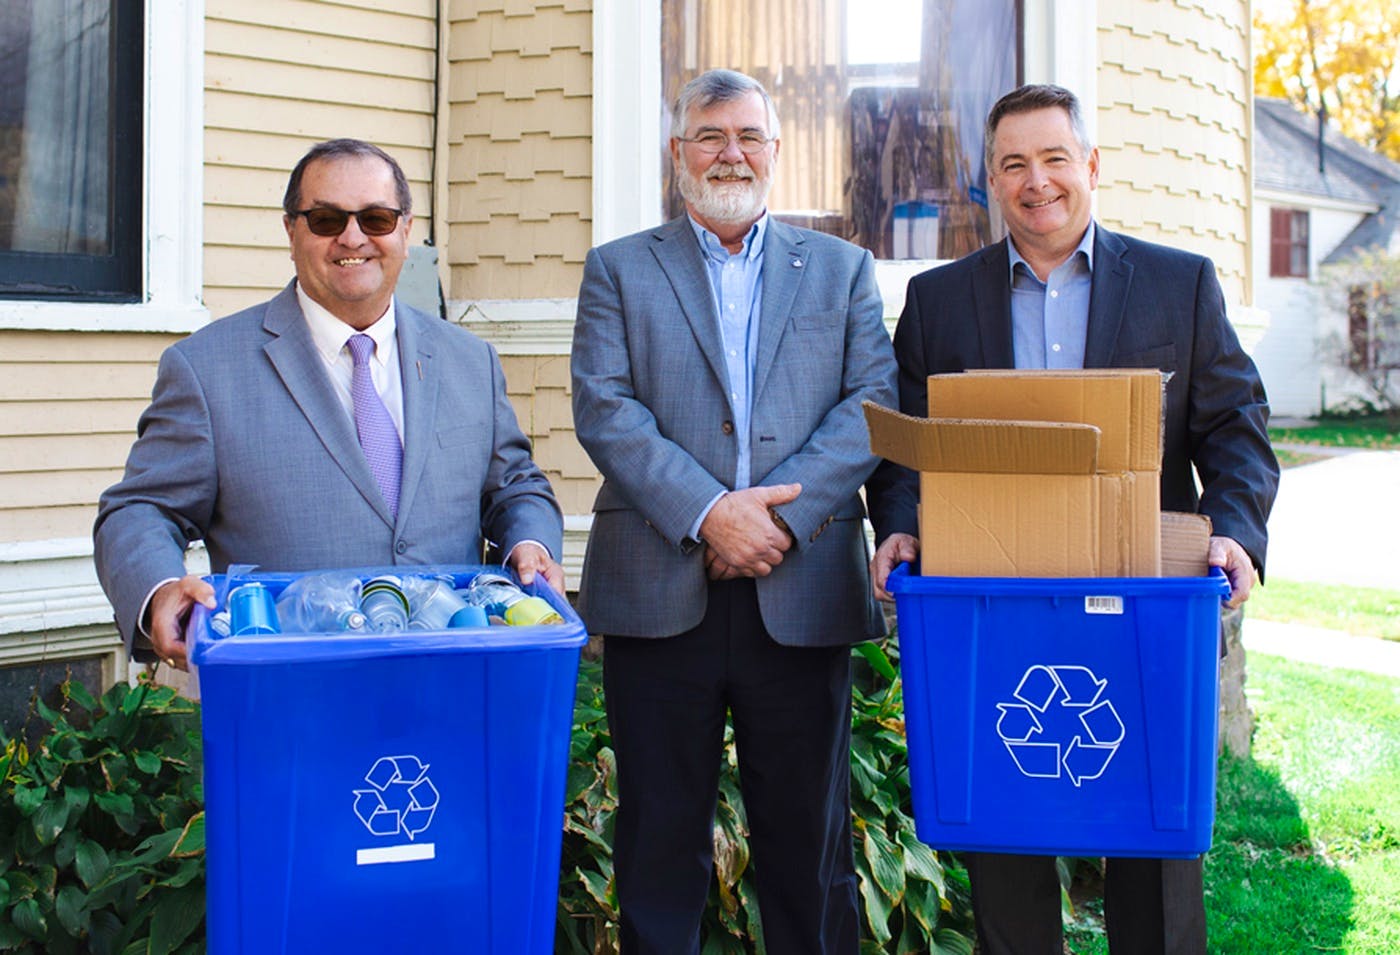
[1,0,207,334]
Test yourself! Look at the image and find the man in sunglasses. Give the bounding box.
[95,138,564,670]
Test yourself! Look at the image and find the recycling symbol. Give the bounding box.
[995,665,1125,787]
[353,755,440,840]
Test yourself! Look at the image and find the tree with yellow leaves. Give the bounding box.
[1254,0,1400,160]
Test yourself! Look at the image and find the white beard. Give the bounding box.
[677,161,772,225]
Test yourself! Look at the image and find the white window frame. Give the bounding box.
[591,0,1097,317]
[1,0,208,333]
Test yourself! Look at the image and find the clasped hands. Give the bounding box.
[701,483,801,580]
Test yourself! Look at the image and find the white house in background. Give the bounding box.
[1251,96,1400,417]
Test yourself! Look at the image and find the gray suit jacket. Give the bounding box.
[94,282,563,649]
[570,216,897,646]
[867,226,1278,572]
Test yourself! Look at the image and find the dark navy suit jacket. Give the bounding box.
[868,225,1278,573]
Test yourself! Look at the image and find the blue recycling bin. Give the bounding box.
[189,565,587,954]
[886,564,1230,858]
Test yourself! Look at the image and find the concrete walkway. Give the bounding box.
[1242,446,1400,678]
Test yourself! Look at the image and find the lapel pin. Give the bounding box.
[791,257,803,268]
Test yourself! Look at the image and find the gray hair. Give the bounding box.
[670,69,781,140]
[283,139,412,216]
[983,84,1093,171]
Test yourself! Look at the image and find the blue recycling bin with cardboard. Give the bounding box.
[190,565,586,954]
[887,564,1229,858]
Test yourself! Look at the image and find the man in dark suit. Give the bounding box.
[571,70,896,954]
[96,139,563,669]
[867,85,1278,955]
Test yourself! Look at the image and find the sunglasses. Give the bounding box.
[291,206,404,237]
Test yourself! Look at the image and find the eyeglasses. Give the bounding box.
[676,132,774,155]
[290,206,404,237]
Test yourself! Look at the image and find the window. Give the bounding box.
[0,0,143,301]
[1269,208,1308,278]
[660,0,1020,262]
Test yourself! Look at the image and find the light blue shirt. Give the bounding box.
[1008,222,1095,369]
[686,213,768,541]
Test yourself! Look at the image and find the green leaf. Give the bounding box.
[32,798,71,845]
[53,830,81,869]
[133,751,163,776]
[147,883,204,955]
[55,884,90,937]
[862,822,906,902]
[898,828,946,893]
[75,840,111,889]
[854,852,893,944]
[12,897,47,940]
[93,791,134,818]
[576,867,617,918]
[13,784,46,816]
[63,679,99,712]
[120,685,147,716]
[62,785,91,817]
[172,813,205,856]
[854,641,899,681]
[932,926,975,955]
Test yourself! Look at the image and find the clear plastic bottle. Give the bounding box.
[402,575,471,630]
[274,573,368,634]
[360,575,411,633]
[460,572,564,626]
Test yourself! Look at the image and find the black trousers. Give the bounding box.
[964,852,1206,954]
[603,578,859,955]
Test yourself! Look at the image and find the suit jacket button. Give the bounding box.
[395,541,407,554]
[721,420,734,435]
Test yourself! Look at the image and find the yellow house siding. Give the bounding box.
[0,332,176,542]
[1096,0,1251,306]
[203,0,439,318]
[446,2,593,300]
[498,352,600,519]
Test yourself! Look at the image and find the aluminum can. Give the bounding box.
[228,582,280,635]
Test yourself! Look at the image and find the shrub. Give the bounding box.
[1,677,205,954]
[555,641,976,954]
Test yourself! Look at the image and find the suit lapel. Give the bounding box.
[1085,227,1133,368]
[395,306,435,528]
[753,219,805,402]
[651,218,731,390]
[972,242,1015,367]
[262,282,395,527]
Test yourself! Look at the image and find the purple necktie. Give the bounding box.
[347,334,402,518]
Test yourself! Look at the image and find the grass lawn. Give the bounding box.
[1269,416,1400,450]
[1065,653,1400,954]
[1250,578,1400,642]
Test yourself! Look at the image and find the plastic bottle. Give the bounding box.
[460,572,564,626]
[360,575,411,633]
[402,575,472,630]
[274,573,368,634]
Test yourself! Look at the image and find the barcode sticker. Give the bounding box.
[1085,595,1124,615]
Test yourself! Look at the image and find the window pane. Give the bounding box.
[661,0,1019,261]
[0,0,113,255]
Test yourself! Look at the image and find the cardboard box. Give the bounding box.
[864,369,1166,577]
[1160,511,1213,577]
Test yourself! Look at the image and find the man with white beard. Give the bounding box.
[570,69,897,954]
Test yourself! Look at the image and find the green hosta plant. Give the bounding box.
[1,677,205,954]
[555,641,976,954]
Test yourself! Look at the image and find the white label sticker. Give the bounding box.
[1084,595,1124,615]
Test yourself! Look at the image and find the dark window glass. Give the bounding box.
[662,0,1020,261]
[0,0,142,300]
